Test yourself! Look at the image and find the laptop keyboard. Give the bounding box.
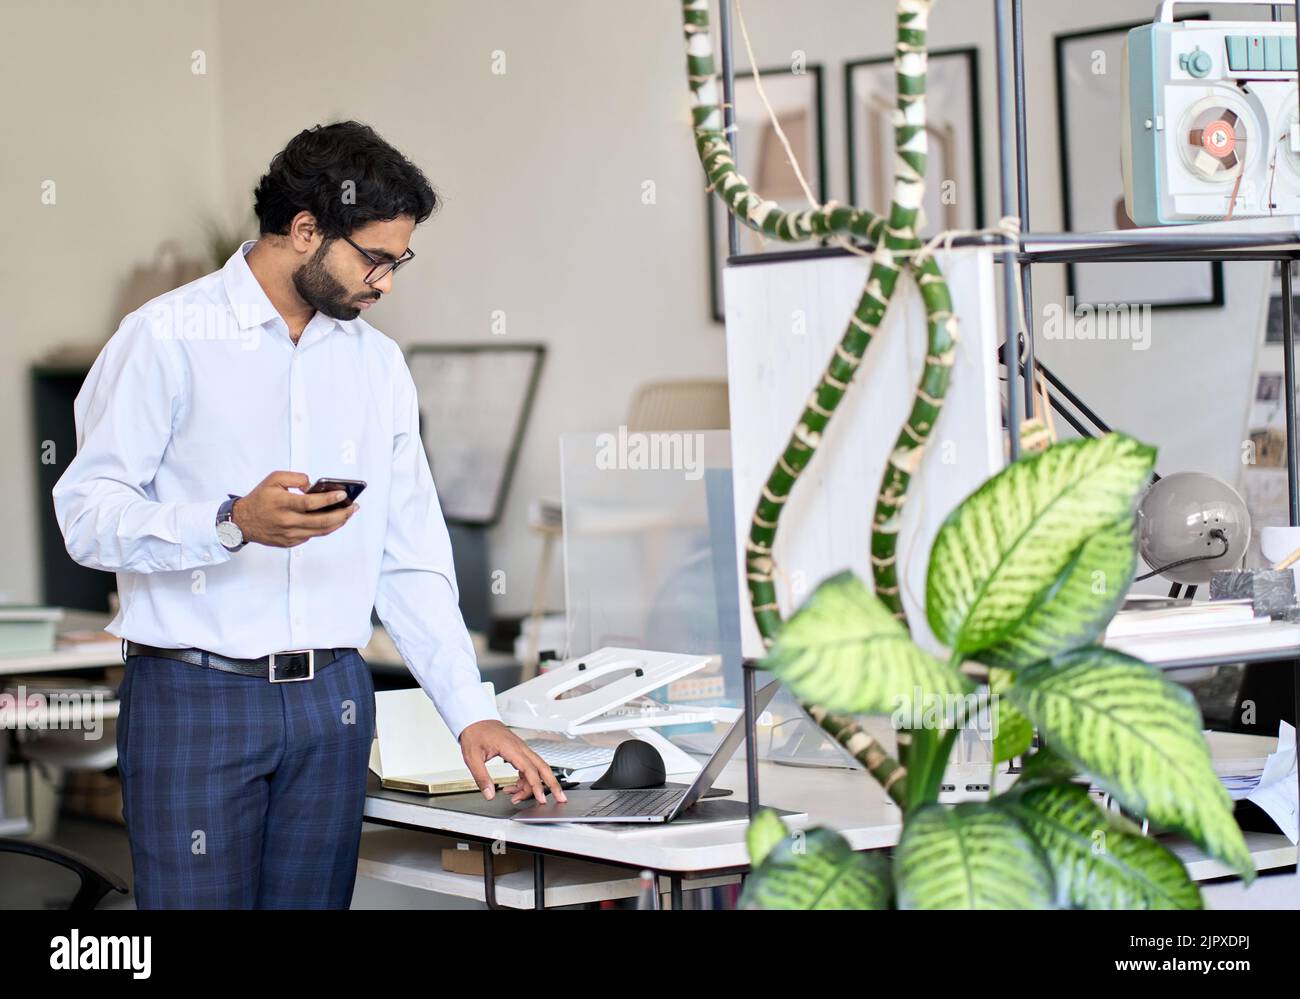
[584,788,685,818]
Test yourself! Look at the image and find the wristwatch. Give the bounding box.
[216,494,247,552]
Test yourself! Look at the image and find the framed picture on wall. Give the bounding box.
[845,47,985,238]
[1055,19,1223,309]
[1265,261,1300,344]
[706,65,827,322]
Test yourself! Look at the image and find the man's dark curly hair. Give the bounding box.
[253,121,437,238]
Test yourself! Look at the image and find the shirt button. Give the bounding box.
[202,553,211,562]
[295,414,303,424]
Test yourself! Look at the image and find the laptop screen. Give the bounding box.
[672,681,780,817]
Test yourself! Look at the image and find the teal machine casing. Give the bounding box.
[1122,1,1300,226]
[1123,22,1165,226]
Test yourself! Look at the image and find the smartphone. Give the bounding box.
[306,477,367,513]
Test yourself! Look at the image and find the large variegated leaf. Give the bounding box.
[999,782,1203,909]
[990,667,1033,766]
[926,433,1155,659]
[978,519,1137,670]
[1016,744,1079,788]
[894,802,1055,909]
[746,809,789,867]
[739,827,893,910]
[1009,649,1254,879]
[764,571,972,714]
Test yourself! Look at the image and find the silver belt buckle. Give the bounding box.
[269,649,315,683]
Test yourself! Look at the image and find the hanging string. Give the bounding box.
[732,0,821,213]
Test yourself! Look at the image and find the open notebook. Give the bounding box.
[369,684,517,795]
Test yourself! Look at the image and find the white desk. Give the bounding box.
[363,750,1297,908]
[0,646,124,677]
[365,756,883,875]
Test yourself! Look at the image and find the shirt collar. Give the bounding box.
[221,239,364,335]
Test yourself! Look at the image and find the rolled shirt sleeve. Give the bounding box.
[51,313,234,574]
[372,345,500,741]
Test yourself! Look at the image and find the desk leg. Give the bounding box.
[482,844,504,911]
[670,875,683,910]
[533,853,545,910]
[0,731,9,823]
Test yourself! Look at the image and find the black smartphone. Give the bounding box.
[306,477,367,513]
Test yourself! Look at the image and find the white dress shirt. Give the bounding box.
[52,239,500,739]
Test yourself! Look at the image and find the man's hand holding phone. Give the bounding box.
[231,471,363,548]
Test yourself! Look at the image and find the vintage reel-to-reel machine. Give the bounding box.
[1123,0,1300,225]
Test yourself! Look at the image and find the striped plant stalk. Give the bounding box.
[864,3,951,779]
[682,0,954,805]
[682,0,884,245]
[871,263,960,622]
[867,5,955,623]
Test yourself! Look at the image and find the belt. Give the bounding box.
[123,641,357,683]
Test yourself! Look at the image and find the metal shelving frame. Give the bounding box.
[722,0,1300,864]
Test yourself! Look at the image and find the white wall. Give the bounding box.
[208,0,732,619]
[0,0,224,604]
[1,0,1275,618]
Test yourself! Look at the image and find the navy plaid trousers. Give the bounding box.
[115,650,376,909]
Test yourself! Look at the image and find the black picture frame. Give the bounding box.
[844,46,986,238]
[1055,17,1224,310]
[705,64,828,323]
[404,342,546,528]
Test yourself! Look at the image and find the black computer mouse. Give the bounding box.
[590,739,666,790]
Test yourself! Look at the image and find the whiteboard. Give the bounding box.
[406,344,545,526]
[724,249,1002,657]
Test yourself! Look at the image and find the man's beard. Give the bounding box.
[292,239,376,320]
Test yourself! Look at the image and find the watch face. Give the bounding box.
[217,520,243,549]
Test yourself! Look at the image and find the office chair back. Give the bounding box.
[626,379,730,432]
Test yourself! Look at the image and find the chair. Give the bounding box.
[625,379,730,432]
[0,837,128,909]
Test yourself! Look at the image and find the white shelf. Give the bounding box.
[357,827,738,907]
[1168,832,1297,882]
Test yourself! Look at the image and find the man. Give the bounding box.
[52,121,565,909]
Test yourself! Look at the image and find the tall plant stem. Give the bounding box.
[682,0,958,807]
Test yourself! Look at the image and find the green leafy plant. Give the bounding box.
[681,0,1252,907]
[743,433,1254,909]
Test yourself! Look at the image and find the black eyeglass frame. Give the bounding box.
[340,235,415,285]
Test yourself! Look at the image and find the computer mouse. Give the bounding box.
[590,739,666,790]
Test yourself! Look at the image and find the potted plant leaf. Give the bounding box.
[743,433,1253,909]
[680,0,1254,907]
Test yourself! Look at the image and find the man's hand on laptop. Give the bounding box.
[460,719,568,805]
[232,470,359,548]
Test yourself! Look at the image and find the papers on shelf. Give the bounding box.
[1103,601,1300,664]
[1248,723,1297,843]
[1105,600,1256,639]
[1210,725,1298,844]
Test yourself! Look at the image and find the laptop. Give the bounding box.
[510,681,778,824]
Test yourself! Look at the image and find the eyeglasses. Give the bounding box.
[341,235,415,285]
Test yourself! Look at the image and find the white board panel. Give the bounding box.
[724,248,1002,658]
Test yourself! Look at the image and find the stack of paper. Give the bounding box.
[1104,601,1300,664]
[1206,726,1298,843]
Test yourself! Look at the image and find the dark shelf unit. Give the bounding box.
[715,0,1300,848]
[31,362,118,615]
